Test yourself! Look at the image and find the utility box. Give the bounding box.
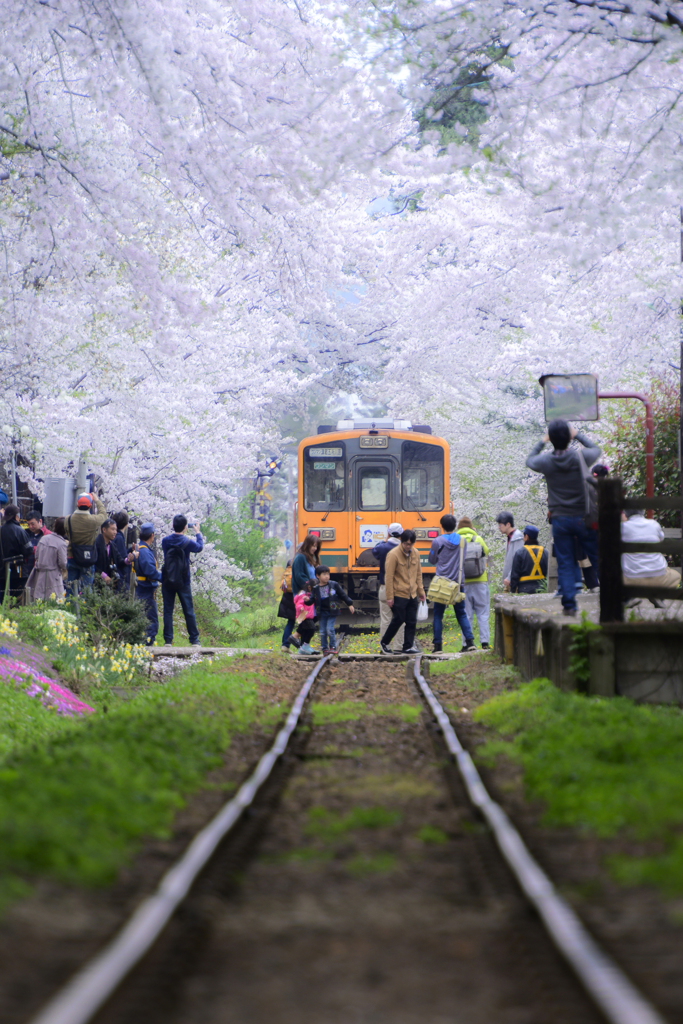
[43,478,76,517]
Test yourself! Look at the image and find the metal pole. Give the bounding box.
[10,448,17,506]
[598,391,654,517]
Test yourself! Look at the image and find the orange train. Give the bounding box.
[295,420,450,624]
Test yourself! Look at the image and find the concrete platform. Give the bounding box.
[495,593,683,704]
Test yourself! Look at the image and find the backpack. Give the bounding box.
[463,541,487,580]
[162,542,189,589]
[66,515,96,569]
[280,566,293,593]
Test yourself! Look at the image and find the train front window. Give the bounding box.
[402,441,444,511]
[303,445,345,511]
[359,466,390,511]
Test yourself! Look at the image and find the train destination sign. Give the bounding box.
[539,373,598,422]
[308,447,343,458]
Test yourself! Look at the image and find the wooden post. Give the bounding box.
[598,477,623,623]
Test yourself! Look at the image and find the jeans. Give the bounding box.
[318,612,337,650]
[162,581,199,645]
[433,601,474,645]
[135,587,159,645]
[552,517,599,612]
[281,619,295,647]
[463,582,490,644]
[66,561,95,598]
[381,596,418,650]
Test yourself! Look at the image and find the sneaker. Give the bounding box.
[432,640,442,653]
[328,647,338,655]
[562,607,577,617]
[190,641,201,647]
[300,643,314,655]
[402,645,421,654]
[380,641,392,655]
[587,587,600,594]
[481,642,490,649]
[460,644,477,653]
[289,634,302,649]
[280,645,291,653]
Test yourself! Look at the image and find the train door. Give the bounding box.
[349,455,400,562]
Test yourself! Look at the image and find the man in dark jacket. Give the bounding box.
[135,523,163,645]
[510,526,549,594]
[0,505,33,602]
[526,420,601,616]
[161,514,203,647]
[94,519,128,585]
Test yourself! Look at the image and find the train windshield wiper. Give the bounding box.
[403,487,423,520]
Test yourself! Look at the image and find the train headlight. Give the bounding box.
[359,435,388,448]
[321,528,335,540]
[415,528,427,539]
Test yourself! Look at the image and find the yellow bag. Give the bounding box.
[427,575,461,605]
[280,566,293,593]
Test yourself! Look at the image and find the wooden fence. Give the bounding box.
[598,478,683,622]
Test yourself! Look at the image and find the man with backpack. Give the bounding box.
[526,420,601,617]
[161,515,203,647]
[456,516,491,649]
[64,492,108,596]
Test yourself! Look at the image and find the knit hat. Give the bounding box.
[76,493,93,508]
[457,516,472,530]
[523,525,539,542]
[388,522,403,537]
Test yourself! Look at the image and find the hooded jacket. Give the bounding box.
[502,528,524,584]
[427,531,465,582]
[526,434,601,518]
[455,527,489,584]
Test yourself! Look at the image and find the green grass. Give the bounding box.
[474,678,683,895]
[345,852,397,877]
[305,805,401,841]
[0,660,260,891]
[416,825,448,844]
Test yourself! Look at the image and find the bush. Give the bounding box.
[602,374,680,526]
[77,586,148,648]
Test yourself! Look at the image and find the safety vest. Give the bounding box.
[520,544,544,582]
[135,542,157,583]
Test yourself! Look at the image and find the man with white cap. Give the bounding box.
[64,491,108,596]
[372,523,404,652]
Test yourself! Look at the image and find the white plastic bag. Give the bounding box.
[416,599,428,622]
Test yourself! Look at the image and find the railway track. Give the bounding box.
[27,653,667,1024]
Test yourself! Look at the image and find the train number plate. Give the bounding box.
[308,447,342,458]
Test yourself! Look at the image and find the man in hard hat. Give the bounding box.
[64,492,108,596]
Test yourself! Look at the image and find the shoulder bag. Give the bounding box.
[66,515,97,568]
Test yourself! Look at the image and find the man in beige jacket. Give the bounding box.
[64,492,108,595]
[380,529,425,655]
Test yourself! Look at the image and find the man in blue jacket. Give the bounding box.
[135,523,163,645]
[161,514,204,647]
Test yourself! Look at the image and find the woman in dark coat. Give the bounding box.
[285,536,321,653]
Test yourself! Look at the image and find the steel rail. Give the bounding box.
[413,656,668,1024]
[28,656,331,1024]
